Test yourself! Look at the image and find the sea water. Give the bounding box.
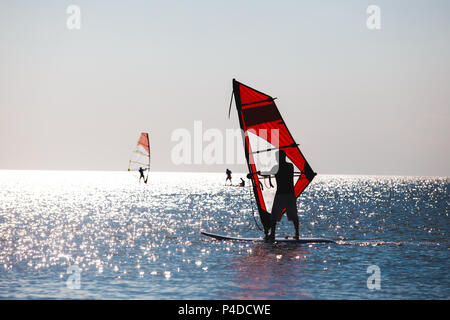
[0,171,448,299]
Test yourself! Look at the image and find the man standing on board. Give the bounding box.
[138,167,148,184]
[262,150,299,241]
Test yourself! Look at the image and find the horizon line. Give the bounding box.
[0,169,448,179]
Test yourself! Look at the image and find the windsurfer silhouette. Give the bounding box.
[225,169,232,185]
[138,167,148,184]
[262,150,299,241]
[239,178,245,187]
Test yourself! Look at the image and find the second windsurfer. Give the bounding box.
[138,167,148,184]
[225,169,232,185]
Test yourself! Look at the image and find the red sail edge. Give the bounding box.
[232,79,316,233]
[138,132,150,154]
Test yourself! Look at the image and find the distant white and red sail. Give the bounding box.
[232,79,316,232]
[128,132,151,181]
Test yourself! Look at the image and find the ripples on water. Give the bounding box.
[0,171,448,299]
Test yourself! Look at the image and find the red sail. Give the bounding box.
[232,79,316,232]
[137,132,150,154]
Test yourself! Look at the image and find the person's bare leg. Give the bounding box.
[265,221,276,241]
[269,222,276,241]
[293,219,299,240]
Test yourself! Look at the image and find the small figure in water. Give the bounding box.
[138,167,148,184]
[263,150,299,241]
[239,178,245,187]
[225,169,232,185]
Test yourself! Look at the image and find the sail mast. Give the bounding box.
[145,133,150,183]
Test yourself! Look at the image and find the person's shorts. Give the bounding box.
[270,193,298,222]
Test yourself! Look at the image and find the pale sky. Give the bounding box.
[1,0,449,176]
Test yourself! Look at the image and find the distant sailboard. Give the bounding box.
[202,79,332,243]
[128,132,151,183]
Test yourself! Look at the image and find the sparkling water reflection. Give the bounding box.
[0,171,448,299]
